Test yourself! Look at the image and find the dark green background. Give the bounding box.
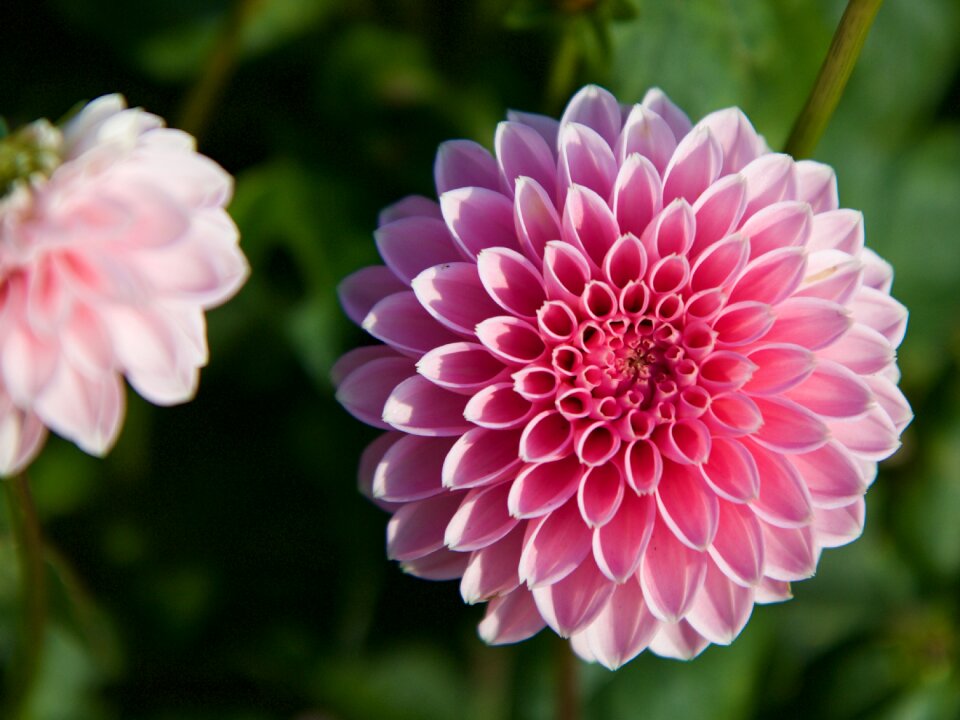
[0,0,958,718]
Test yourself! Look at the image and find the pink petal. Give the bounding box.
[760,521,818,581]
[382,375,471,436]
[796,249,863,304]
[434,139,499,194]
[386,491,464,561]
[760,297,851,350]
[401,548,470,580]
[860,247,894,292]
[412,262,502,335]
[514,178,562,267]
[478,586,547,645]
[508,455,583,518]
[648,619,710,660]
[746,441,814,528]
[689,232,749,293]
[613,154,663,239]
[701,437,760,503]
[338,265,407,325]
[641,88,692,141]
[441,186,520,258]
[754,577,793,604]
[828,405,900,461]
[641,198,696,260]
[417,342,507,395]
[532,556,615,637]
[616,104,677,173]
[817,323,895,375]
[537,301,578,342]
[648,253,691,296]
[752,396,828,454]
[373,435,456,502]
[357,432,403,510]
[624,438,663,494]
[335,356,414,429]
[690,174,747,257]
[560,84,623,148]
[849,286,908,347]
[375,216,463,284]
[543,240,593,305]
[794,160,838,213]
[812,498,865,548]
[362,291,460,357]
[461,525,524,603]
[559,122,617,202]
[593,491,656,582]
[445,482,518,551]
[519,410,573,463]
[330,345,399,388]
[685,560,754,645]
[704,392,763,436]
[783,360,873,418]
[739,153,796,220]
[442,427,523,489]
[495,120,557,197]
[708,500,764,587]
[713,301,775,346]
[506,109,559,152]
[378,194,442,225]
[33,363,123,456]
[729,247,808,306]
[581,580,659,669]
[464,382,533,429]
[865,374,912,433]
[476,316,546,365]
[653,418,711,465]
[807,209,863,254]
[477,247,546,319]
[1,325,58,405]
[578,462,625,527]
[739,201,812,259]
[640,515,708,622]
[662,127,723,204]
[695,107,765,175]
[576,420,622,466]
[562,185,620,269]
[519,497,592,587]
[656,460,719,550]
[698,351,756,393]
[742,343,815,395]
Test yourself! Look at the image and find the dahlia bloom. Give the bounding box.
[0,95,248,475]
[334,85,910,667]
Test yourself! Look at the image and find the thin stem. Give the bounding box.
[556,638,580,720]
[783,0,883,158]
[4,473,48,719]
[177,0,262,141]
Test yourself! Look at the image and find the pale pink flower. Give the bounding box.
[334,85,911,667]
[0,95,248,475]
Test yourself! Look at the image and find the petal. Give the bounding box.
[624,438,663,494]
[477,247,546,319]
[613,154,663,238]
[807,209,863,254]
[640,198,696,260]
[761,297,851,350]
[478,586,547,645]
[865,374,912,433]
[508,454,583,518]
[689,232,749,293]
[562,185,620,269]
[578,462,625,527]
[616,105,677,173]
[783,360,873,418]
[794,160,838,213]
[739,153,796,220]
[434,139,499,194]
[519,497,592,587]
[442,427,523,489]
[828,405,900,461]
[742,343,815,395]
[752,396,829,454]
[713,301,775,346]
[560,84,623,148]
[338,265,407,325]
[464,382,534,429]
[685,560,754,645]
[708,500,764,587]
[382,375,471,436]
[760,522,818,581]
[739,200,812,259]
[746,441,814,528]
[401,548,470,580]
[848,287,908,347]
[34,363,123,456]
[412,262,502,335]
[441,186,520,258]
[461,525,524,603]
[336,356,416,428]
[581,580,660,669]
[543,240,592,305]
[514,177,562,267]
[386,491,465,561]
[378,194,442,225]
[476,316,546,365]
[790,440,867,509]
[373,435,457,502]
[507,109,559,152]
[446,481,519,551]
[817,323,895,375]
[641,88,692,141]
[729,247,808,306]
[559,122,617,201]
[695,107,765,175]
[375,216,463,284]
[495,120,557,197]
[519,410,573,463]
[639,515,707,622]
[357,432,403,510]
[690,174,748,257]
[593,491,656,582]
[330,345,399,388]
[362,291,460,356]
[648,619,710,660]
[701,437,760,503]
[417,342,507,395]
[704,392,763,436]
[662,127,723,204]
[812,498,865,548]
[656,461,719,551]
[532,556,615,637]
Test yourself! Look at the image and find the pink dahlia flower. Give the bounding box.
[334,85,911,667]
[0,95,248,475]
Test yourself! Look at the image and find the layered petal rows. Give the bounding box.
[0,95,248,474]
[335,85,911,667]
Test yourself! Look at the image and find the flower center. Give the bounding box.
[0,119,63,199]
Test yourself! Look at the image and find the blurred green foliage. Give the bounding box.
[0,0,958,717]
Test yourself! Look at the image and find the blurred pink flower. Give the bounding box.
[334,85,911,667]
[0,95,248,475]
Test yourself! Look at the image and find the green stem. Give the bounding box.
[556,638,580,720]
[783,0,883,158]
[547,24,581,114]
[177,0,263,141]
[4,473,47,719]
